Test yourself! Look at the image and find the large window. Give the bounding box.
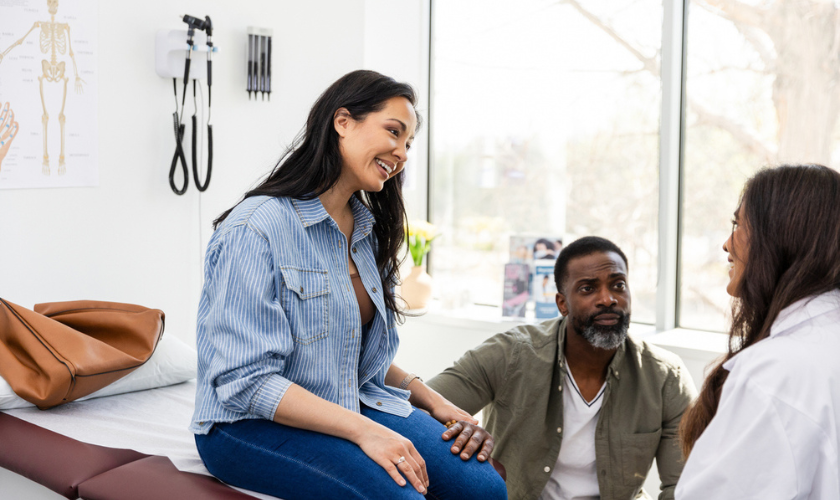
[679,0,840,331]
[430,0,840,331]
[431,0,662,323]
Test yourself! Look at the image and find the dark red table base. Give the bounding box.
[0,412,255,499]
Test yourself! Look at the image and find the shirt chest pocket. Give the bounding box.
[279,267,330,345]
[619,429,661,486]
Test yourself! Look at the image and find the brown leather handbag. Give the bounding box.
[0,298,165,409]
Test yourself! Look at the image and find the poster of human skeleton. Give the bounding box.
[0,0,98,189]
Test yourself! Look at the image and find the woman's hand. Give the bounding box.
[428,397,478,426]
[384,365,491,462]
[272,384,429,494]
[383,365,493,461]
[354,421,429,494]
[441,420,495,462]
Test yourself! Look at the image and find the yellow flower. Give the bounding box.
[408,220,436,241]
[406,220,437,266]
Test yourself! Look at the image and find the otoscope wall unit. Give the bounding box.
[156,15,219,196]
[155,30,220,80]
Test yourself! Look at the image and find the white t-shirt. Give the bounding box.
[540,366,605,500]
[677,290,840,499]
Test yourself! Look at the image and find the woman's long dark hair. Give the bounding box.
[680,164,840,457]
[214,70,421,316]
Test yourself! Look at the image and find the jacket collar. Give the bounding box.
[348,195,376,241]
[769,289,840,339]
[291,197,330,227]
[723,290,840,373]
[291,195,376,237]
[556,315,627,380]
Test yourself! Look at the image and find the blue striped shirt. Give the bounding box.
[190,195,412,434]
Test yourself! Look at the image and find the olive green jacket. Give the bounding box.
[427,317,696,500]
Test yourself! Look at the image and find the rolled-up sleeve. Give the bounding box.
[201,224,295,421]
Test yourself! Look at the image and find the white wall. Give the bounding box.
[0,0,429,346]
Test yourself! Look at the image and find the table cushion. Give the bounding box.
[78,455,257,499]
[0,411,149,499]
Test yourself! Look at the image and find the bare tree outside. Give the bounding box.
[682,0,840,330]
[432,0,840,330]
[432,0,661,321]
[559,0,840,330]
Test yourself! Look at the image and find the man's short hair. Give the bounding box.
[553,236,629,293]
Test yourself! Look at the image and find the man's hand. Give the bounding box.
[441,420,495,462]
[415,382,493,461]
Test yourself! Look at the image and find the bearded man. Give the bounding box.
[427,237,696,500]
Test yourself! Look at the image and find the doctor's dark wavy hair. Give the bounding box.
[214,70,422,316]
[679,164,840,457]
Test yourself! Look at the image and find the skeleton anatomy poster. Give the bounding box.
[0,0,98,189]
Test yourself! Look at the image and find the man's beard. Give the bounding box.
[572,308,630,350]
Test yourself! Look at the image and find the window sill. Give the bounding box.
[408,300,725,350]
[400,300,727,386]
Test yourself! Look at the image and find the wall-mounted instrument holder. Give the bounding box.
[247,26,272,101]
[155,29,220,80]
[156,16,219,196]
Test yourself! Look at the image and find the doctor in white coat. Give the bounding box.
[676,164,840,499]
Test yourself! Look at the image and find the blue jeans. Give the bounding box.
[195,404,507,500]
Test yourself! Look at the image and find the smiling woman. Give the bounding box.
[722,204,748,297]
[192,70,506,500]
[677,164,840,499]
[334,96,416,194]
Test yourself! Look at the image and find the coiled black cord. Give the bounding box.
[169,78,188,195]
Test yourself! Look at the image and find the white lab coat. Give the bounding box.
[676,290,840,500]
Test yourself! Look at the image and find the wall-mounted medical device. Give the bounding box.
[247,27,272,101]
[155,16,219,195]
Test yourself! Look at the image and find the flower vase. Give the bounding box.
[401,265,433,310]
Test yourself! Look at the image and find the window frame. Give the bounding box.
[424,0,693,332]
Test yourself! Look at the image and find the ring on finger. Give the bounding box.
[396,456,406,465]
